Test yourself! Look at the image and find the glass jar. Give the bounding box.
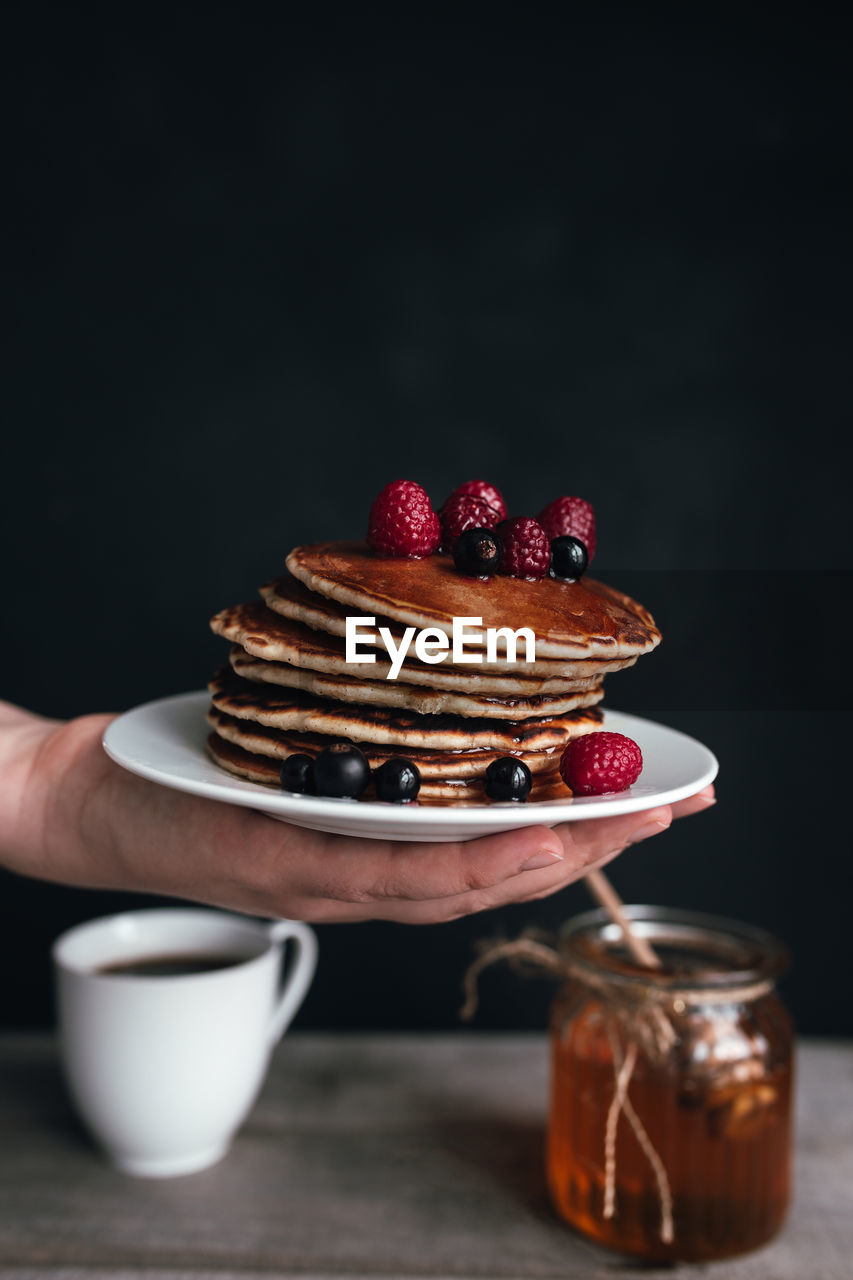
[547,907,793,1263]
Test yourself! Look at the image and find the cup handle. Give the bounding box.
[266,920,318,1048]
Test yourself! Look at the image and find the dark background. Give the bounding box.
[2,4,851,1033]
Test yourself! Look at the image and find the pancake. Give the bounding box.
[259,576,639,680]
[230,647,604,719]
[206,731,571,803]
[209,668,605,752]
[286,541,661,660]
[206,707,595,776]
[207,526,660,806]
[212,602,636,694]
[260,573,372,637]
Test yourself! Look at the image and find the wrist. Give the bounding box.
[0,703,60,877]
[0,707,117,887]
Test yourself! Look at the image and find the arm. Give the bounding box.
[0,701,714,924]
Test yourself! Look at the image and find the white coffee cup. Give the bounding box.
[53,907,317,1178]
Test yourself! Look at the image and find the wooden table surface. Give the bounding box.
[0,1033,851,1279]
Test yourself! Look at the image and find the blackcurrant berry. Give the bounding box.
[453,526,502,577]
[313,743,371,799]
[280,754,315,794]
[550,535,588,581]
[374,757,421,803]
[484,756,532,802]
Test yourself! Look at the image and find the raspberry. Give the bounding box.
[559,732,643,796]
[367,480,441,558]
[498,517,551,579]
[446,479,507,521]
[439,495,500,552]
[538,496,597,563]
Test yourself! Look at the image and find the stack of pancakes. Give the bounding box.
[207,541,661,804]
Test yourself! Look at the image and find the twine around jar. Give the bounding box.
[460,931,773,1246]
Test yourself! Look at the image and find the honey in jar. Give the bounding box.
[547,907,793,1263]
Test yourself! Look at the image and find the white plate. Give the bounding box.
[103,692,718,842]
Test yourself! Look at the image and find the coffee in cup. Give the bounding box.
[53,907,317,1177]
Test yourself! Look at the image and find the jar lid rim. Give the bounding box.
[558,905,789,992]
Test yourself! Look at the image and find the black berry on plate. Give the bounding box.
[313,743,371,799]
[484,756,533,802]
[280,754,315,794]
[374,757,421,803]
[550,535,589,581]
[453,527,502,576]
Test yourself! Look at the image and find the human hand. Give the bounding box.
[0,705,714,925]
[225,785,714,924]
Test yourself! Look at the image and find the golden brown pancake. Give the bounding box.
[206,731,571,803]
[259,575,641,679]
[206,532,660,805]
[206,706,596,776]
[212,602,636,694]
[286,541,661,660]
[208,668,604,752]
[229,646,603,718]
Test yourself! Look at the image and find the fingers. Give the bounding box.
[284,805,676,924]
[496,786,717,912]
[549,804,672,866]
[259,784,716,925]
[502,842,627,907]
[671,784,716,820]
[261,819,565,906]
